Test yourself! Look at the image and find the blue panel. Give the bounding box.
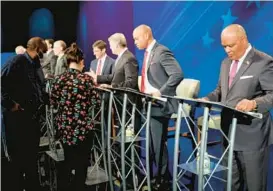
[1,52,16,68]
[29,8,54,38]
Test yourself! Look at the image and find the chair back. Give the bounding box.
[173,78,200,118]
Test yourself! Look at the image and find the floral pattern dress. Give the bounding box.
[50,68,99,145]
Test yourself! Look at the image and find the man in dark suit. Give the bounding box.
[41,39,57,77]
[1,37,48,191]
[89,40,115,79]
[133,24,183,189]
[202,24,273,191]
[88,33,138,89]
[86,33,139,188]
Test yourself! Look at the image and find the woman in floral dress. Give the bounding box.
[50,42,98,191]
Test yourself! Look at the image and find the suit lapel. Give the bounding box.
[223,59,232,98]
[101,56,108,75]
[228,48,255,91]
[116,50,127,67]
[147,43,158,69]
[113,51,126,75]
[92,60,98,72]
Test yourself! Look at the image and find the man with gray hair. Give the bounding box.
[53,40,67,76]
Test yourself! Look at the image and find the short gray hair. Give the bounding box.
[108,33,127,48]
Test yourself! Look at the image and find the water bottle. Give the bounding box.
[196,150,211,174]
[126,124,134,137]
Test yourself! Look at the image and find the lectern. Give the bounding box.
[105,87,167,191]
[170,96,262,191]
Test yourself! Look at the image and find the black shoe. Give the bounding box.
[152,176,172,191]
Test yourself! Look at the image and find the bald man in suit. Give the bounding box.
[133,24,183,190]
[202,24,273,191]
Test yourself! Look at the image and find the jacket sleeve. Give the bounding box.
[112,57,138,88]
[158,49,183,95]
[254,59,273,113]
[1,59,20,110]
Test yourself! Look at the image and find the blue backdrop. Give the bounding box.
[132,1,273,97]
[1,2,273,189]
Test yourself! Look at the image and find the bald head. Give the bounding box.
[15,45,26,55]
[221,24,249,60]
[221,24,247,40]
[134,25,152,36]
[133,24,154,50]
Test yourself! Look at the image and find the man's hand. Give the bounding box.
[45,73,54,79]
[197,97,209,101]
[235,99,257,112]
[150,90,161,97]
[11,103,24,112]
[85,70,97,84]
[99,84,112,89]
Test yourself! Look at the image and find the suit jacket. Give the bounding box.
[90,55,115,76]
[41,50,57,76]
[54,55,67,76]
[146,42,183,115]
[207,48,273,151]
[97,50,138,89]
[1,54,46,112]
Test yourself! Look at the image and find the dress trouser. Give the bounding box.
[58,132,92,191]
[150,106,170,178]
[3,110,41,191]
[224,147,269,191]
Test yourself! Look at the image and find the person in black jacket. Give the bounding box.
[1,37,48,191]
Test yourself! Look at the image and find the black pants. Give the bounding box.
[3,110,41,191]
[150,116,169,178]
[224,148,269,191]
[58,133,92,191]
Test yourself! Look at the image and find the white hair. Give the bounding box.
[108,33,127,47]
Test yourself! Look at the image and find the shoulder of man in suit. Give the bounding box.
[254,48,273,61]
[152,43,171,54]
[91,59,97,63]
[106,56,115,64]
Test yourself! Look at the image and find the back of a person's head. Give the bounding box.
[45,39,54,47]
[65,43,84,64]
[55,40,67,51]
[108,33,127,48]
[27,37,47,51]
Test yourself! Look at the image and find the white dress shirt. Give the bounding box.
[143,40,159,94]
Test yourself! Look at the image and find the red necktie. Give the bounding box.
[141,51,148,92]
[229,60,239,88]
[96,59,102,75]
